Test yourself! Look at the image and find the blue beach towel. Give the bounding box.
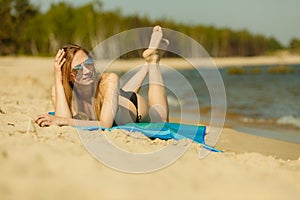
[75,122,222,152]
[48,111,221,152]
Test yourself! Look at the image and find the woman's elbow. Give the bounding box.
[99,120,113,129]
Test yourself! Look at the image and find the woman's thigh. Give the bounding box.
[115,94,149,124]
[136,94,149,122]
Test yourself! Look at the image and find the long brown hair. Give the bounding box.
[61,44,102,120]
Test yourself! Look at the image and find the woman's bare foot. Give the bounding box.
[143,26,163,58]
[157,38,169,58]
[143,26,169,64]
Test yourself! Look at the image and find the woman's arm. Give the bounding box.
[54,81,72,118]
[34,114,111,127]
[97,73,119,128]
[53,49,72,118]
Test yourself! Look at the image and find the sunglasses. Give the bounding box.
[71,57,95,78]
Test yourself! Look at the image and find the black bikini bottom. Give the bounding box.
[113,89,141,126]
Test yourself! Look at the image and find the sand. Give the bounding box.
[0,56,300,200]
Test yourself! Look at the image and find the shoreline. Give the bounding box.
[216,127,300,160]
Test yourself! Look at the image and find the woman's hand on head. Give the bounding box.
[54,49,66,75]
[34,113,69,127]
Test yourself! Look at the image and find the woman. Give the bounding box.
[35,26,169,128]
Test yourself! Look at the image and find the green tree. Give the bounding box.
[267,37,282,51]
[0,0,14,54]
[3,0,286,56]
[289,38,300,49]
[13,0,38,53]
[0,0,38,55]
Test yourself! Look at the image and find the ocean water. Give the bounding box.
[160,64,300,144]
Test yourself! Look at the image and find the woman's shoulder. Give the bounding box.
[97,72,119,91]
[99,72,119,82]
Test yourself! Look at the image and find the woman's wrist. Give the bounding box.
[53,117,71,126]
[58,117,71,126]
[54,68,62,76]
[54,74,63,85]
[64,117,74,126]
[55,79,63,87]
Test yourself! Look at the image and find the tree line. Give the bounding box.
[0,0,297,57]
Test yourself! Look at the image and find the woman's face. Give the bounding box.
[70,50,95,85]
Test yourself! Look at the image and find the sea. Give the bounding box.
[160,64,300,144]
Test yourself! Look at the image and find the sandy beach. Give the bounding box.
[0,56,300,200]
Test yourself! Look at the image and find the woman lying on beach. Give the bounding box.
[35,26,169,128]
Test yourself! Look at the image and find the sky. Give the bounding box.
[30,0,300,46]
